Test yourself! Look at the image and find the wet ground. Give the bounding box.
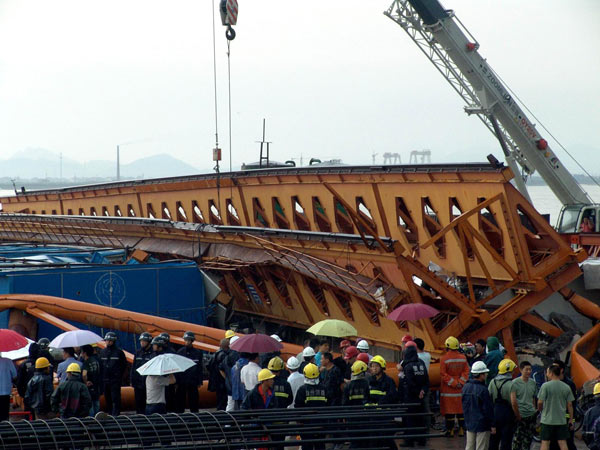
[420,435,588,450]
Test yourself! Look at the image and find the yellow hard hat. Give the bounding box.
[257,369,275,382]
[351,360,368,376]
[370,355,386,369]
[35,357,50,369]
[445,336,459,350]
[594,382,600,396]
[66,363,81,373]
[303,363,320,379]
[268,356,284,372]
[225,330,235,339]
[498,359,517,375]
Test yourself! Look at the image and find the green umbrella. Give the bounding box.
[306,319,357,338]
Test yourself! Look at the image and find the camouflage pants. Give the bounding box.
[511,414,536,450]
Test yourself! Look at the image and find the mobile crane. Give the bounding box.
[384,0,599,234]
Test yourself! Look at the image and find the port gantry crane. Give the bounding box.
[384,0,599,232]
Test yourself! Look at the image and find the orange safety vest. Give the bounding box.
[440,350,469,415]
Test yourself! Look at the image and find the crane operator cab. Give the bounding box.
[556,204,600,234]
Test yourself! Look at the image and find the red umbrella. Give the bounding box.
[230,334,283,353]
[387,303,440,322]
[0,329,29,352]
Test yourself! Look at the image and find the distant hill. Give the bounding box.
[1,148,201,180]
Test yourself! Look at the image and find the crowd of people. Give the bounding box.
[1,329,600,450]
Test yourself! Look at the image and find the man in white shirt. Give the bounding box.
[286,357,304,403]
[414,338,431,371]
[240,353,261,393]
[145,374,175,415]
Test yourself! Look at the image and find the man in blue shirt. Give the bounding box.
[56,347,82,382]
[0,354,17,421]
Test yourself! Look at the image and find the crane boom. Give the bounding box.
[384,0,593,206]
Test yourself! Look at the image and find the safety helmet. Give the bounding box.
[183,331,195,341]
[498,359,517,375]
[302,347,316,358]
[229,335,240,345]
[268,356,284,372]
[351,360,368,376]
[445,336,459,350]
[257,369,275,382]
[303,363,320,379]
[139,332,152,343]
[340,339,351,349]
[471,361,489,374]
[104,331,117,342]
[286,356,300,370]
[270,334,282,343]
[344,346,358,360]
[356,340,369,351]
[401,334,413,344]
[35,357,51,369]
[370,355,386,369]
[356,353,369,364]
[225,330,236,339]
[159,332,170,342]
[151,336,166,346]
[37,337,50,350]
[594,382,600,396]
[66,363,81,373]
[405,341,417,349]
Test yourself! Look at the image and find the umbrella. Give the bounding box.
[0,329,29,352]
[3,338,35,361]
[136,353,196,376]
[306,319,357,338]
[230,334,283,353]
[49,330,103,348]
[387,303,440,322]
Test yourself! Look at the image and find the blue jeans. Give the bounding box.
[90,399,100,417]
[146,403,167,415]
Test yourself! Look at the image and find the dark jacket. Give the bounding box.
[368,373,397,405]
[321,365,343,406]
[342,377,370,406]
[273,374,293,408]
[241,384,275,410]
[130,346,153,389]
[24,371,53,413]
[295,382,328,408]
[583,397,600,449]
[51,374,92,418]
[462,378,494,432]
[402,347,429,402]
[484,337,503,383]
[177,346,204,386]
[16,343,40,397]
[99,345,126,384]
[82,354,103,400]
[208,349,229,392]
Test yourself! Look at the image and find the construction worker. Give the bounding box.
[241,368,276,410]
[462,361,495,450]
[343,360,370,405]
[299,346,316,374]
[225,329,236,340]
[260,334,283,368]
[356,339,372,362]
[176,331,204,413]
[286,356,303,401]
[24,357,54,419]
[131,332,153,414]
[99,331,126,416]
[489,358,517,450]
[295,363,327,450]
[401,345,430,447]
[343,345,359,381]
[51,363,92,418]
[356,352,369,365]
[583,382,600,450]
[268,356,293,408]
[440,336,469,437]
[368,355,397,405]
[81,344,102,416]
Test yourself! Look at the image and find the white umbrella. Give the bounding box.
[49,330,103,348]
[136,353,196,376]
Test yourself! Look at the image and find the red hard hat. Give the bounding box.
[356,353,370,364]
[340,339,351,348]
[401,334,413,344]
[344,346,358,360]
[405,341,417,348]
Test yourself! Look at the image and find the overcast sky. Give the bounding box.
[0,0,599,174]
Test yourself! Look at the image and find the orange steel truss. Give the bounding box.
[0,164,589,354]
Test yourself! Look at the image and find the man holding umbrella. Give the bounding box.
[131,332,153,414]
[99,331,126,416]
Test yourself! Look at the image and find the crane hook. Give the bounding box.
[226,25,236,41]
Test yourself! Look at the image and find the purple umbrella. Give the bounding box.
[230,334,283,353]
[387,303,440,322]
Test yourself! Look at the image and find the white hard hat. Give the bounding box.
[302,347,316,358]
[286,356,301,370]
[270,334,282,343]
[357,340,369,351]
[229,335,240,345]
[471,361,490,374]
